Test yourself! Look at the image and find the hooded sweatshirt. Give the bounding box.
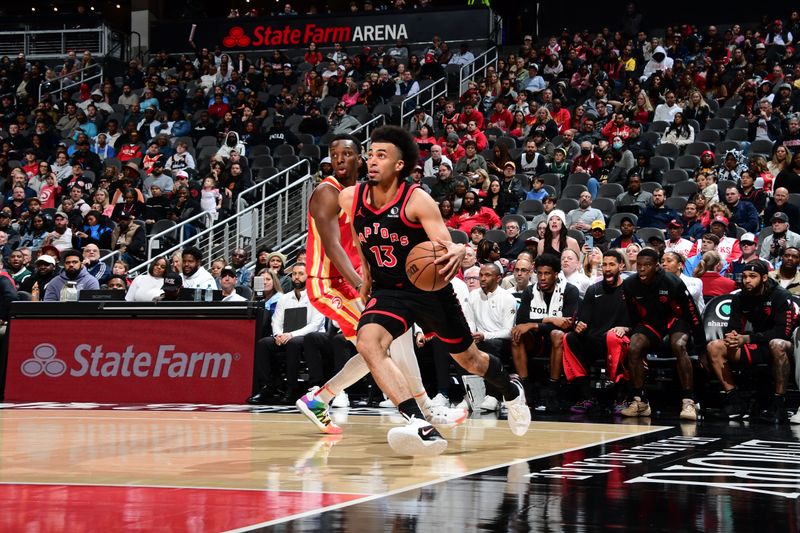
[642,46,674,81]
[42,267,100,301]
[216,131,246,159]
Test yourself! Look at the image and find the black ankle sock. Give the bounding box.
[681,389,694,401]
[484,354,519,401]
[398,399,425,420]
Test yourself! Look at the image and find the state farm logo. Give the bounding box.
[223,27,251,48]
[21,343,238,379]
[21,343,67,377]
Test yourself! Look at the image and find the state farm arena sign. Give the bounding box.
[151,8,493,51]
[5,318,255,404]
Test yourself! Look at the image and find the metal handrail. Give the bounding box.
[458,47,498,97]
[399,77,448,127]
[235,175,313,260]
[0,26,108,61]
[130,173,314,276]
[39,62,103,101]
[351,113,386,149]
[237,158,311,213]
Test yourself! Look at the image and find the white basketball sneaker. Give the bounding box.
[430,393,450,407]
[426,404,468,429]
[479,395,500,412]
[504,380,531,437]
[387,416,448,457]
[331,392,350,408]
[791,410,800,425]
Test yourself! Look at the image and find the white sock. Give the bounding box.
[317,354,370,404]
[389,329,431,416]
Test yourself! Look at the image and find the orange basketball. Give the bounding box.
[406,241,449,291]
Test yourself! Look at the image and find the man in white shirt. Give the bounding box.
[219,266,246,302]
[560,249,592,297]
[248,262,326,404]
[423,144,452,178]
[465,264,517,411]
[664,219,693,258]
[653,90,680,123]
[181,247,217,289]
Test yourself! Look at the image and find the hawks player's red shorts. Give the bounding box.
[306,276,362,340]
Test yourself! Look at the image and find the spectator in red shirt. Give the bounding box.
[693,250,737,300]
[462,120,488,152]
[550,98,572,134]
[601,112,631,142]
[571,141,602,176]
[447,190,501,234]
[208,94,230,121]
[488,100,513,132]
[458,102,484,131]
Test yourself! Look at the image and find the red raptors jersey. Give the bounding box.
[306,176,361,279]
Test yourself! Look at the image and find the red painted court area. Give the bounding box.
[0,484,366,532]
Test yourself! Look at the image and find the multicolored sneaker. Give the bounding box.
[295,387,342,434]
[613,401,629,415]
[570,399,597,414]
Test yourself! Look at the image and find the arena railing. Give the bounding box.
[0,26,110,61]
[458,47,498,96]
[236,158,312,213]
[127,166,314,276]
[399,77,448,127]
[351,113,387,150]
[38,63,103,101]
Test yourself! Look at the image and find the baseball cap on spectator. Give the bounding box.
[711,215,729,227]
[523,35,533,41]
[337,65,346,71]
[174,169,189,180]
[771,212,789,223]
[504,161,516,170]
[283,63,292,69]
[162,272,182,294]
[619,215,636,226]
[740,232,756,244]
[53,212,67,220]
[755,43,766,50]
[413,164,423,171]
[527,62,539,71]
[219,266,237,279]
[525,235,539,244]
[320,156,332,165]
[36,255,56,266]
[591,220,605,231]
[667,219,682,229]
[0,211,9,219]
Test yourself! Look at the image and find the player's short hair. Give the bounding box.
[534,252,561,273]
[637,248,660,263]
[370,125,419,180]
[603,249,625,265]
[330,133,362,154]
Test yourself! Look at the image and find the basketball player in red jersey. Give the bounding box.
[339,126,530,456]
[296,134,467,434]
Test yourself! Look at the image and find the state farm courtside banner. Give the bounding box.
[5,319,255,403]
[151,8,493,52]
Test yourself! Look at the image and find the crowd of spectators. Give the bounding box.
[0,3,799,422]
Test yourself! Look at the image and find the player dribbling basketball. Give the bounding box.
[339,126,531,456]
